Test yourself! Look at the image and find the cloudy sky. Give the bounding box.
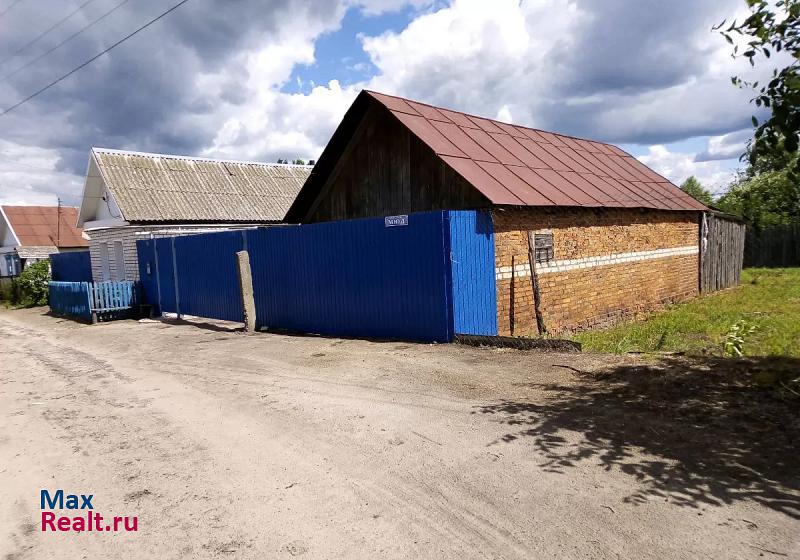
[0,0,772,206]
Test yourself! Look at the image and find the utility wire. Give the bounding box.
[2,0,131,82]
[0,0,25,19]
[0,0,97,67]
[0,0,192,117]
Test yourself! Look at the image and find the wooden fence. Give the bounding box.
[700,212,746,293]
[49,281,141,322]
[744,224,800,268]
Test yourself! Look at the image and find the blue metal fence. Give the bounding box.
[49,281,91,320]
[248,214,452,341]
[135,210,499,341]
[50,251,92,282]
[448,210,497,335]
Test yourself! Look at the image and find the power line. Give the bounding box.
[0,0,97,67]
[0,0,193,117]
[2,0,131,82]
[0,0,25,19]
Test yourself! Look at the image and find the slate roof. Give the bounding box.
[91,148,313,223]
[286,91,707,221]
[1,205,88,247]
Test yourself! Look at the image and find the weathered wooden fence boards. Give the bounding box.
[700,212,746,293]
[744,224,800,268]
[49,281,91,320]
[49,280,140,322]
[89,281,139,312]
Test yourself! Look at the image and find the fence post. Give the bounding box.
[235,250,257,333]
[171,237,181,319]
[153,238,163,316]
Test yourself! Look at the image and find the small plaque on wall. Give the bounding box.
[385,215,409,227]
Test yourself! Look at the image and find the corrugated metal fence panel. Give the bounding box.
[48,281,91,320]
[248,212,453,342]
[136,239,160,313]
[155,237,177,314]
[50,251,92,282]
[172,231,244,322]
[448,210,498,335]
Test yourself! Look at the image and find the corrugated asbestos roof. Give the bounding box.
[285,91,706,222]
[366,91,706,211]
[1,205,88,247]
[92,148,312,223]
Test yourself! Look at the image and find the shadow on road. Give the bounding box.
[476,356,800,518]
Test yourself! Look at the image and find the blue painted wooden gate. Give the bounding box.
[136,210,499,341]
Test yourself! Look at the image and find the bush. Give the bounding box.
[17,260,51,306]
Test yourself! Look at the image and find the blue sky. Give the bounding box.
[0,0,767,205]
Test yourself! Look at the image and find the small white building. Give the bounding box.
[76,148,312,282]
[0,205,89,277]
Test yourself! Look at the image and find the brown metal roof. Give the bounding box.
[364,91,706,212]
[92,148,312,223]
[1,205,88,248]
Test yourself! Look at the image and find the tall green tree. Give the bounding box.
[717,0,800,160]
[680,176,715,206]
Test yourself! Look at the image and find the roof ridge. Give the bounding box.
[362,89,626,152]
[91,147,314,168]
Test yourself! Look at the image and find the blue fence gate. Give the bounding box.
[136,210,498,342]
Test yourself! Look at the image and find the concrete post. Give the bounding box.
[236,250,257,333]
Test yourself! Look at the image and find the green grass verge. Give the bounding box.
[573,268,800,357]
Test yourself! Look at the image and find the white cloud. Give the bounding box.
[695,129,751,162]
[637,145,738,195]
[0,140,81,205]
[0,0,775,206]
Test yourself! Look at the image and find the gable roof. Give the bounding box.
[87,148,313,224]
[286,91,706,222]
[1,205,88,248]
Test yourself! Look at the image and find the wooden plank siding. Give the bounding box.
[306,105,488,223]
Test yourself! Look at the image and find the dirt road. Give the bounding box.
[1,308,797,559]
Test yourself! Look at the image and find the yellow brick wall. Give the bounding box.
[493,208,700,335]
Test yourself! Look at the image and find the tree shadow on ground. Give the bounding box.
[476,355,800,518]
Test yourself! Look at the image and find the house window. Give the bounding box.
[4,254,19,276]
[114,240,126,281]
[533,232,555,264]
[99,242,111,281]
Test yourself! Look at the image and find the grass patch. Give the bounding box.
[573,268,800,357]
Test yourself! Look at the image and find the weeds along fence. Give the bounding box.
[136,210,499,342]
[744,224,800,268]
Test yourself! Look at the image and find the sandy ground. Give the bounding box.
[0,307,797,559]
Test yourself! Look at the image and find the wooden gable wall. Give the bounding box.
[305,104,489,223]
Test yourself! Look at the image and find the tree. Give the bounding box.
[680,176,715,206]
[716,157,800,228]
[293,158,306,165]
[717,0,800,160]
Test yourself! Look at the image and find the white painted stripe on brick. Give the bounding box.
[495,245,699,280]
